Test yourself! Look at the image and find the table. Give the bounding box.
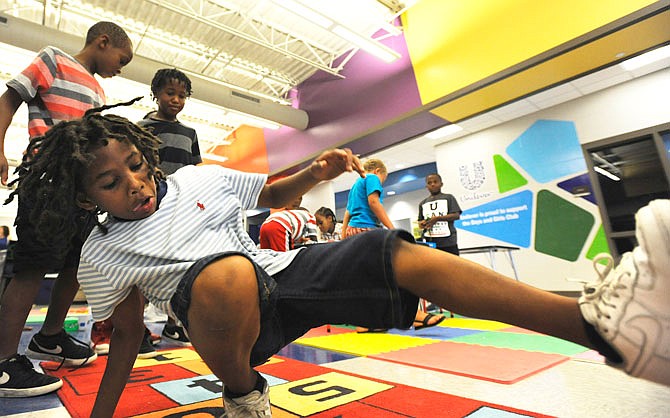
[459,245,521,281]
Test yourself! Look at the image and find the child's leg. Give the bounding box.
[185,255,261,395]
[391,242,592,347]
[0,268,47,359]
[393,199,670,386]
[41,266,79,335]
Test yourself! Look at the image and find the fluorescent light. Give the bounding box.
[387,191,396,196]
[271,0,401,63]
[425,124,463,139]
[273,0,334,28]
[594,166,621,181]
[620,45,670,71]
[332,25,400,63]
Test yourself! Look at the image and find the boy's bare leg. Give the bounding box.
[186,256,260,394]
[0,269,47,359]
[392,239,592,349]
[41,266,79,335]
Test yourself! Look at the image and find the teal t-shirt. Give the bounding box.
[346,174,384,228]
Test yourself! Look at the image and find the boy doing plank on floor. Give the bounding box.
[8,109,670,416]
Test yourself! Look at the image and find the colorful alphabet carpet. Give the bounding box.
[45,351,555,417]
[42,318,603,417]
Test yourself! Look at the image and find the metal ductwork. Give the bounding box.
[0,13,309,130]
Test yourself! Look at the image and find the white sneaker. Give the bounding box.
[579,199,670,386]
[222,377,271,417]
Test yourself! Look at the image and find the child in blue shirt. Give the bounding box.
[341,158,394,237]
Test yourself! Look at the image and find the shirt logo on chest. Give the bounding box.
[196,200,205,211]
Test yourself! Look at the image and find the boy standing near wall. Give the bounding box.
[418,173,462,255]
[0,21,133,397]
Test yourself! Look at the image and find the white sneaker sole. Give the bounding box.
[0,379,63,398]
[93,343,110,355]
[24,349,98,367]
[137,350,160,359]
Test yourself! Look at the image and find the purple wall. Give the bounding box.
[265,29,446,173]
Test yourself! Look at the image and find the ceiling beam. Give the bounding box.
[0,13,309,130]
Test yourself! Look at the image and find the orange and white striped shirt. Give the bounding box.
[7,46,106,138]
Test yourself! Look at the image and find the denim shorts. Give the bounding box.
[13,196,95,274]
[170,228,418,366]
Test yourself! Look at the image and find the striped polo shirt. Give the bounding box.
[137,117,202,175]
[78,164,300,321]
[7,46,105,138]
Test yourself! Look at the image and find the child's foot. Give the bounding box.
[26,329,97,366]
[413,312,446,330]
[162,323,192,346]
[90,319,113,355]
[0,355,63,397]
[579,199,670,386]
[223,375,271,417]
[137,328,159,359]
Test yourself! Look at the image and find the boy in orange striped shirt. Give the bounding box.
[0,21,133,398]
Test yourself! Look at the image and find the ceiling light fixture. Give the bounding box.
[331,25,401,63]
[594,166,621,181]
[425,124,463,139]
[272,0,401,63]
[619,44,670,71]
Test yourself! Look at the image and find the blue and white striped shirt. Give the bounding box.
[78,164,300,321]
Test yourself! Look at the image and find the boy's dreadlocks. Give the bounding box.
[5,98,163,259]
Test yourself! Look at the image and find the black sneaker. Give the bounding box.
[26,329,97,366]
[138,328,159,359]
[0,354,63,397]
[162,323,192,347]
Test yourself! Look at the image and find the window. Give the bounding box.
[584,124,670,258]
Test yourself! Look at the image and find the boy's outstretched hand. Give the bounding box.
[309,148,365,181]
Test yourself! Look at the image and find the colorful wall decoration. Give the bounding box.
[454,119,607,262]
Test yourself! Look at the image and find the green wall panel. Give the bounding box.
[534,190,594,261]
[586,224,611,262]
[493,154,528,193]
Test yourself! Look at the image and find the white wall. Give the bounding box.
[432,69,670,291]
[302,180,336,214]
[385,189,426,234]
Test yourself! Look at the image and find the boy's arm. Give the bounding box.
[424,211,461,228]
[258,148,364,208]
[368,192,395,230]
[91,286,145,418]
[0,88,24,185]
[418,202,427,229]
[341,210,351,238]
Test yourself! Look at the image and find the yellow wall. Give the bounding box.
[403,0,662,114]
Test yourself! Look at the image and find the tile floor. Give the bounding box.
[1,307,669,417]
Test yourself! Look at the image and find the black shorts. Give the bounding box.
[13,196,95,274]
[170,229,418,366]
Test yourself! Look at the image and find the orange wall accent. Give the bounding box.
[202,125,269,173]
